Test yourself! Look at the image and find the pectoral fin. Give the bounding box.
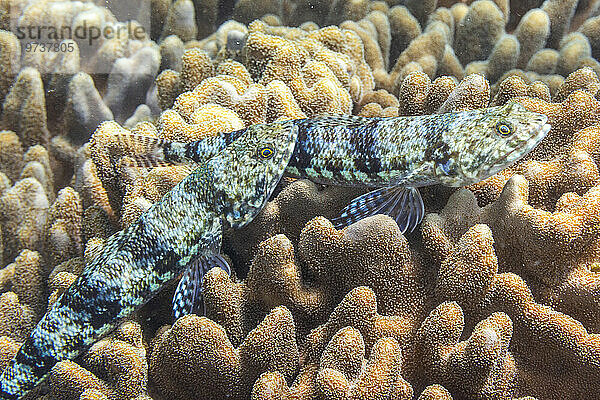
[171,254,231,320]
[331,186,425,234]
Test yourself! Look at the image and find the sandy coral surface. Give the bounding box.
[2,1,600,399]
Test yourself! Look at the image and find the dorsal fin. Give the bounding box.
[299,114,376,130]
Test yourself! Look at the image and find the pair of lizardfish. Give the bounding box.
[0,101,550,398]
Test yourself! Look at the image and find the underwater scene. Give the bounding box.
[1,0,600,399]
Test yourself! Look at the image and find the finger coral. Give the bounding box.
[0,291,36,342]
[454,1,505,66]
[150,306,298,399]
[62,72,114,146]
[196,218,425,398]
[0,0,160,148]
[0,177,49,264]
[515,9,551,70]
[415,302,515,399]
[1,67,49,148]
[103,46,161,122]
[423,204,600,399]
[43,187,83,270]
[0,30,19,106]
[0,130,24,183]
[46,321,148,400]
[157,22,373,123]
[4,250,46,317]
[159,0,197,43]
[3,1,600,400]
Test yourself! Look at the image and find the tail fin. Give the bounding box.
[112,133,174,168]
[113,129,249,168]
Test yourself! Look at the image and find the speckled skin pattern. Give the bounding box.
[159,101,550,189]
[0,124,298,399]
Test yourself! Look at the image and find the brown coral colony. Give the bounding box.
[2,0,600,399]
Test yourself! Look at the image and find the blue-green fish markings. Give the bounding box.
[0,123,298,399]
[125,101,550,232]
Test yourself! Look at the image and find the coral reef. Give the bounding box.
[2,1,600,399]
[0,291,36,342]
[115,63,600,398]
[103,46,161,122]
[4,250,46,317]
[0,177,49,265]
[422,202,600,399]
[61,73,114,146]
[0,0,160,148]
[1,67,49,148]
[150,307,298,399]
[43,187,83,270]
[182,0,594,100]
[47,320,148,400]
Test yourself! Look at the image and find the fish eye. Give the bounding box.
[258,146,275,159]
[495,122,513,136]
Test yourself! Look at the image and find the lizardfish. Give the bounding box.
[0,122,298,399]
[121,100,550,232]
[111,100,550,323]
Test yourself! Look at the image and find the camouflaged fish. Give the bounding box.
[0,123,298,399]
[123,100,550,232]
[104,100,550,328]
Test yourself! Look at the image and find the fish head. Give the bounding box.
[441,101,550,186]
[211,121,297,228]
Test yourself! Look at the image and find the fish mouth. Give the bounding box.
[479,118,551,180]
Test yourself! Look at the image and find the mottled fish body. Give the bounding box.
[0,123,298,399]
[130,101,550,231]
[287,105,548,188]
